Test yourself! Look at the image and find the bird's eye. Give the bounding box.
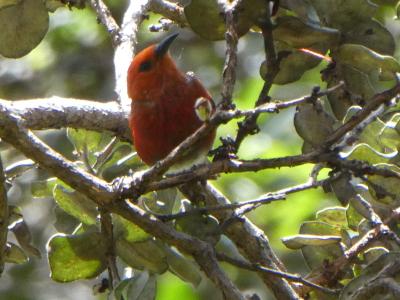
[139,60,152,72]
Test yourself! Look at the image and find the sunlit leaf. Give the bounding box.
[336,44,400,81]
[282,234,341,249]
[316,207,348,228]
[31,178,58,198]
[53,184,98,225]
[113,214,149,243]
[48,232,107,282]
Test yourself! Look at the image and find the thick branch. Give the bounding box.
[180,183,300,300]
[0,103,243,299]
[0,98,130,140]
[149,0,187,27]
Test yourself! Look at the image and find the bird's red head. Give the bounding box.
[127,33,181,101]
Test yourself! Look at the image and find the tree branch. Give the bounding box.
[180,182,300,300]
[89,0,121,46]
[149,0,187,27]
[0,155,8,276]
[0,98,130,140]
[217,252,340,296]
[0,101,244,300]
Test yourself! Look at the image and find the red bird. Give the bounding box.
[127,33,215,167]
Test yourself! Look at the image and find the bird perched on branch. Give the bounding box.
[127,33,215,168]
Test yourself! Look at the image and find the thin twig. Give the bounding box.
[89,0,121,46]
[158,177,328,222]
[234,6,279,151]
[149,0,187,27]
[0,155,8,276]
[217,253,340,295]
[0,103,244,300]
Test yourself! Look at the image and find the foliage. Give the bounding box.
[0,0,400,300]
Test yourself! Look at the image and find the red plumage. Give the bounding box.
[127,34,215,166]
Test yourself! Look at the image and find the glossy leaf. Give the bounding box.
[316,207,348,228]
[336,44,400,81]
[53,184,98,225]
[48,232,107,282]
[282,234,341,249]
[113,214,149,243]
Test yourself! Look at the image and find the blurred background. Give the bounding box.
[0,2,398,299]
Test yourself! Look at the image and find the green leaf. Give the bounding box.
[316,207,348,228]
[298,221,346,270]
[379,113,400,150]
[99,143,138,181]
[10,219,41,258]
[363,247,389,264]
[340,252,400,299]
[116,239,168,274]
[336,43,400,81]
[343,19,395,55]
[113,214,149,243]
[184,0,267,41]
[142,188,177,215]
[67,128,112,167]
[165,247,202,287]
[4,242,28,264]
[309,0,378,30]
[280,0,320,23]
[175,200,220,244]
[53,184,98,225]
[294,102,336,148]
[0,0,49,58]
[31,178,58,198]
[274,16,339,48]
[328,173,356,206]
[346,201,364,231]
[367,164,400,204]
[264,42,328,85]
[343,143,397,164]
[48,232,107,282]
[281,234,341,249]
[114,271,156,300]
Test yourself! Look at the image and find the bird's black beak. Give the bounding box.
[155,33,179,58]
